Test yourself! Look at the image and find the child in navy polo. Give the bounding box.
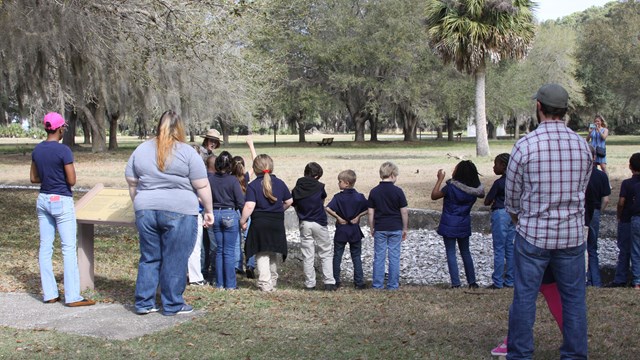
[618,153,640,288]
[484,153,515,289]
[326,170,369,289]
[239,154,293,292]
[292,162,336,291]
[431,160,484,289]
[367,162,409,290]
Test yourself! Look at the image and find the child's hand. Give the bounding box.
[437,169,445,181]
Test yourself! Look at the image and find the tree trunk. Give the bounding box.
[353,111,368,142]
[474,64,490,157]
[80,116,91,144]
[514,114,522,139]
[446,115,455,141]
[63,105,77,147]
[108,111,119,150]
[399,103,418,141]
[296,112,306,143]
[135,116,147,139]
[369,112,378,142]
[217,116,230,145]
[80,103,106,153]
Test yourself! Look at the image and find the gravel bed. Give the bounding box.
[286,226,619,287]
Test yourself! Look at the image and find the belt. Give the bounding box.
[214,207,235,211]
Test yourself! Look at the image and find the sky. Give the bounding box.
[535,0,613,21]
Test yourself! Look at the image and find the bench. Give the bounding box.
[455,132,462,141]
[317,137,334,146]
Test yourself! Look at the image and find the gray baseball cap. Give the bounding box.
[532,83,568,109]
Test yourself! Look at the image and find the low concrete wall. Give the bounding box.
[285,208,619,237]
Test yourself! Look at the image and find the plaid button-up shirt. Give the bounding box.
[505,120,592,249]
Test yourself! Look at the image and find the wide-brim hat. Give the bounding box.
[201,129,223,143]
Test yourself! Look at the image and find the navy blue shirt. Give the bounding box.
[486,175,506,211]
[327,188,368,243]
[32,141,73,197]
[367,181,408,231]
[630,182,640,217]
[619,174,640,222]
[246,174,292,213]
[585,165,611,223]
[208,172,245,210]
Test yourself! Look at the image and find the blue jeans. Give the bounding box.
[614,222,631,284]
[135,210,197,314]
[507,234,587,360]
[443,237,476,287]
[37,194,83,303]
[491,209,515,287]
[235,210,243,271]
[630,216,640,286]
[333,241,364,286]
[214,209,240,289]
[372,230,402,290]
[586,209,602,287]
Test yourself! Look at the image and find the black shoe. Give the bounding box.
[354,283,367,290]
[485,284,502,290]
[335,282,342,289]
[451,285,461,289]
[468,283,479,289]
[235,268,245,275]
[324,284,337,291]
[245,268,255,279]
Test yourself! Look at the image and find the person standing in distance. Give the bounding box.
[505,84,592,359]
[30,112,95,307]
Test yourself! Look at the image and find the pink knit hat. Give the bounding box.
[43,112,66,130]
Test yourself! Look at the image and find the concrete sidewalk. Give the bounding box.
[0,293,204,340]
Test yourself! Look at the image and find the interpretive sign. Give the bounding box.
[75,184,135,290]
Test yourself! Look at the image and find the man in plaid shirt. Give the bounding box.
[505,84,592,359]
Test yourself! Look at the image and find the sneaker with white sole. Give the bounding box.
[136,307,160,315]
[163,304,193,316]
[491,341,508,356]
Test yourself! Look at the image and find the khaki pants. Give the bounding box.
[299,221,334,288]
[256,252,278,291]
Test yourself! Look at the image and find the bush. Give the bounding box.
[0,124,26,138]
[613,123,640,135]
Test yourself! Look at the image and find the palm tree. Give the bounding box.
[425,0,536,156]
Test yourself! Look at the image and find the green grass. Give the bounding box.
[1,189,640,359]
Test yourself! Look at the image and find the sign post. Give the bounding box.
[75,184,135,290]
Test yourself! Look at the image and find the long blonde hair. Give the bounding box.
[155,110,186,172]
[253,154,277,203]
[594,115,608,128]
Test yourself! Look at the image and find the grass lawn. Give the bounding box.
[1,134,639,359]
